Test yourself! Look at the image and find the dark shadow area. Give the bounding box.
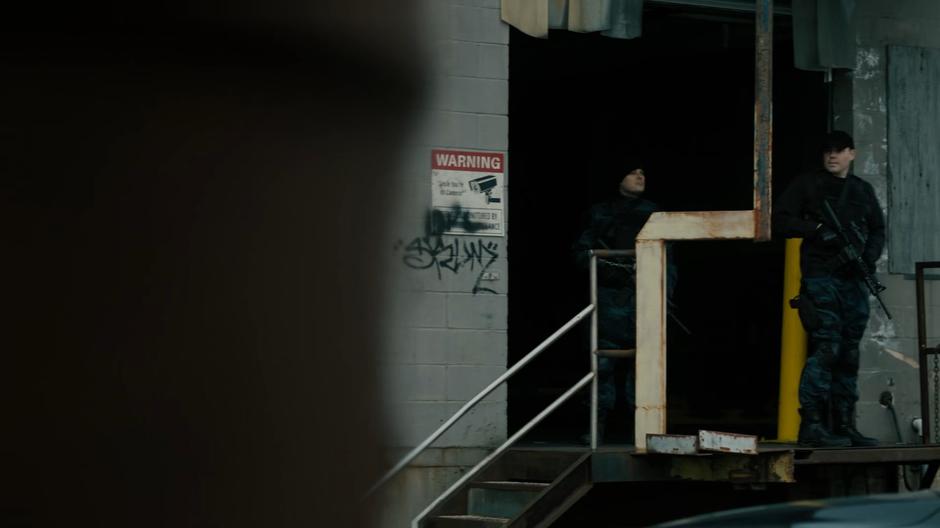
[553,463,899,526]
[2,3,422,527]
[508,5,827,443]
[556,481,794,527]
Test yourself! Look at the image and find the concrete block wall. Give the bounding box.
[844,0,940,445]
[376,1,509,524]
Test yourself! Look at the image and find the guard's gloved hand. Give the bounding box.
[598,261,630,289]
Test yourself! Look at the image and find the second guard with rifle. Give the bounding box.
[774,130,887,448]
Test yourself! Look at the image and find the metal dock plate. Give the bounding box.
[698,430,759,455]
[646,434,699,455]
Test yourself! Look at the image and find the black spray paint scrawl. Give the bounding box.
[395,229,499,295]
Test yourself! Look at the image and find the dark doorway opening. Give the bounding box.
[507,5,827,443]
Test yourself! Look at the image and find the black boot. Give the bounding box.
[798,408,851,447]
[833,405,879,447]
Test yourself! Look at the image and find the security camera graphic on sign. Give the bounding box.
[469,175,500,204]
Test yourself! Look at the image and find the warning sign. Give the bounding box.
[430,149,504,236]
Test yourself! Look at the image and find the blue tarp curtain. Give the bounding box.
[792,0,856,71]
[501,0,856,71]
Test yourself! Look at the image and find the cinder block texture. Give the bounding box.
[438,402,506,445]
[479,43,509,79]
[447,293,509,329]
[388,401,461,447]
[388,401,506,447]
[450,6,508,44]
[450,0,501,8]
[423,109,481,148]
[444,40,482,77]
[413,328,507,365]
[446,365,507,402]
[436,76,509,114]
[478,114,509,149]
[382,324,417,365]
[438,41,508,80]
[396,446,490,468]
[382,1,509,462]
[386,364,447,402]
[396,291,448,328]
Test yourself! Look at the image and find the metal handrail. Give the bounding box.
[411,372,595,528]
[372,246,627,528]
[365,303,595,497]
[592,249,636,258]
[408,249,629,523]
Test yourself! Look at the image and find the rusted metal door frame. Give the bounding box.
[916,261,940,445]
[634,0,774,449]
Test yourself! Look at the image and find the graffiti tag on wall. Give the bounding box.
[396,238,499,295]
[395,207,502,294]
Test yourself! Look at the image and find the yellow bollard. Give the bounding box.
[776,238,807,442]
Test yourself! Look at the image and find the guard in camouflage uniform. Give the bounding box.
[773,131,885,447]
[573,161,676,443]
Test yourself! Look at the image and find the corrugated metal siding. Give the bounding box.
[887,45,940,274]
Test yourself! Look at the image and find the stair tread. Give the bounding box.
[470,480,551,491]
[435,514,510,521]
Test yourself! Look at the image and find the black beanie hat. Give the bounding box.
[609,155,645,182]
[822,130,855,152]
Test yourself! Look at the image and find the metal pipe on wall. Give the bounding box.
[753,0,774,241]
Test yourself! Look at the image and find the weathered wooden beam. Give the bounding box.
[634,211,758,450]
[637,211,756,241]
[634,239,667,449]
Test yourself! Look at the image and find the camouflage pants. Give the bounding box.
[798,276,870,414]
[597,357,636,417]
[597,286,636,415]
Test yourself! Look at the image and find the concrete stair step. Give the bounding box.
[427,514,510,527]
[418,449,592,528]
[467,481,548,518]
[478,448,586,482]
[471,480,551,491]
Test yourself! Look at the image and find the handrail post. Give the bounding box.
[590,252,599,450]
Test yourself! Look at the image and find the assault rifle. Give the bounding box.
[821,200,892,319]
